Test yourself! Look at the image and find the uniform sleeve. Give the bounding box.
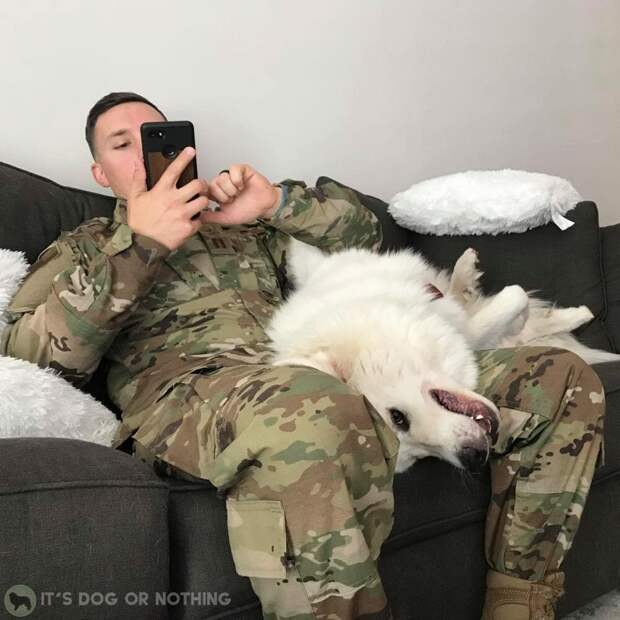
[256,179,383,253]
[0,223,170,387]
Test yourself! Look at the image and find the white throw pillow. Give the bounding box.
[0,248,120,446]
[388,169,582,236]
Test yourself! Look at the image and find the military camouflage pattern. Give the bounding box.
[0,173,606,618]
[476,346,605,582]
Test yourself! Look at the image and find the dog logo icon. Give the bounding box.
[3,585,37,617]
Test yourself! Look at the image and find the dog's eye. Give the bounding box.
[389,408,410,431]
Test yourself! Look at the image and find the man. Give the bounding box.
[0,92,605,620]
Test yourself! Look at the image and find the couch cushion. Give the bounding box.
[0,161,115,264]
[316,176,614,354]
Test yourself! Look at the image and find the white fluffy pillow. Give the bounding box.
[388,169,582,236]
[0,248,120,447]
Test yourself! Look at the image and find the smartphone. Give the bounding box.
[141,120,198,189]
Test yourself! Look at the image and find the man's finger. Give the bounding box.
[183,194,210,219]
[208,182,234,204]
[228,165,245,191]
[158,146,196,189]
[129,160,147,198]
[177,178,209,203]
[216,173,239,198]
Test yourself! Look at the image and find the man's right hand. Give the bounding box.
[127,147,211,252]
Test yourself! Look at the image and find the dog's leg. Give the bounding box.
[466,285,530,349]
[528,305,594,337]
[449,248,483,304]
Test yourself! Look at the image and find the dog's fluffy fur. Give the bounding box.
[266,239,619,473]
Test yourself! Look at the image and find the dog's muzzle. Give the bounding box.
[430,389,499,441]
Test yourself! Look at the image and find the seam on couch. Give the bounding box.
[594,214,609,323]
[601,225,619,353]
[383,507,488,553]
[0,478,169,496]
[594,216,620,353]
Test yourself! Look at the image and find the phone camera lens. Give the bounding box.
[162,144,178,159]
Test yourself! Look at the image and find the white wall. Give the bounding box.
[2,0,619,224]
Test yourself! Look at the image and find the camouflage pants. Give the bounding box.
[131,346,605,619]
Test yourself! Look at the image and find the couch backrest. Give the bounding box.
[317,176,613,353]
[0,161,115,264]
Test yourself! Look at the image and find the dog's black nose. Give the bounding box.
[457,446,488,472]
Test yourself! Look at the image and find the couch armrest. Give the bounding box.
[0,438,170,619]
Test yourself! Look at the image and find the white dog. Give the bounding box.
[266,239,618,473]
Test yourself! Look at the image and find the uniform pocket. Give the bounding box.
[491,406,539,457]
[226,498,287,579]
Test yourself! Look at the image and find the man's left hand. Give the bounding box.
[199,164,281,225]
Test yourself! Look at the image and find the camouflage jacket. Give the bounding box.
[0,179,383,446]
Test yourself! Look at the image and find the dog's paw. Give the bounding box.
[576,305,595,322]
[497,285,530,328]
[500,285,530,311]
[450,248,483,301]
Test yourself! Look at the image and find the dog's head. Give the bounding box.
[361,370,499,473]
[302,311,500,474]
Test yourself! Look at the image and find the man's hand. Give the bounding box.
[199,164,281,226]
[127,147,211,252]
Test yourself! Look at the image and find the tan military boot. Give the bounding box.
[481,569,565,620]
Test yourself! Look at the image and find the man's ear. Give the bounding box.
[91,161,110,188]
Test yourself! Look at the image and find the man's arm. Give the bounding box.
[0,222,170,387]
[256,179,383,253]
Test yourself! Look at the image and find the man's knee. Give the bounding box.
[548,348,605,417]
[264,365,381,454]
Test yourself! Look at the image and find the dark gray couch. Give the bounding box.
[1,161,618,619]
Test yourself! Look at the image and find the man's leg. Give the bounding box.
[132,362,400,620]
[475,347,605,620]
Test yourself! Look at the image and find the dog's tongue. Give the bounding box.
[431,389,498,439]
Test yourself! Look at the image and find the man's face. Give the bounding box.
[90,101,165,200]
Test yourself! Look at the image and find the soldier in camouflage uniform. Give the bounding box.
[0,92,605,620]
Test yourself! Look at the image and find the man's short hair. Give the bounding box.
[85,91,167,159]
